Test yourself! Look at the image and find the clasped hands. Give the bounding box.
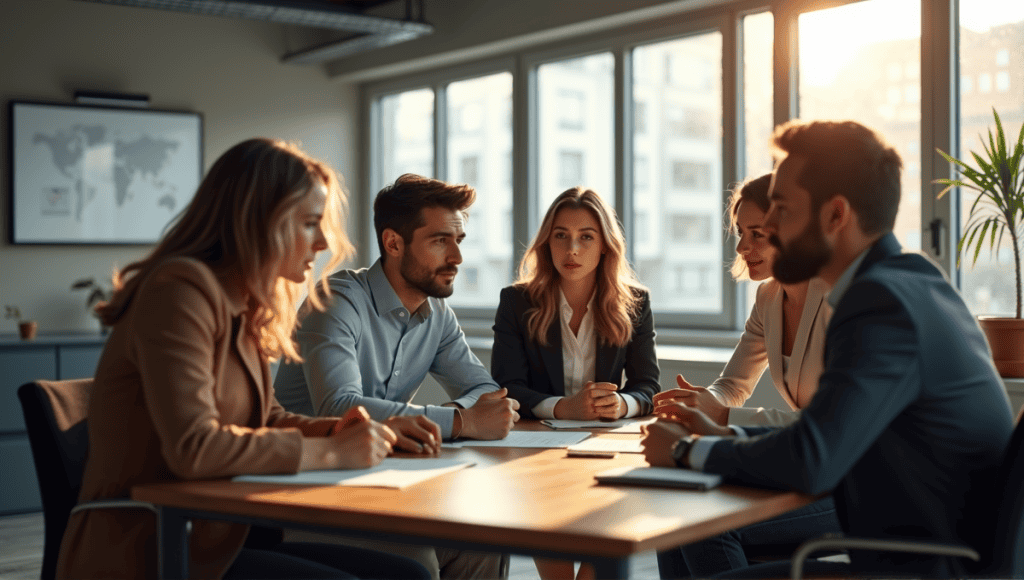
[554,381,626,420]
[641,375,733,467]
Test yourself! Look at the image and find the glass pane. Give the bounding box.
[958,3,1024,316]
[537,53,615,220]
[799,0,922,252]
[633,33,723,313]
[742,11,775,311]
[744,11,774,179]
[379,89,434,182]
[445,72,514,307]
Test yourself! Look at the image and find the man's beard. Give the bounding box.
[770,217,831,284]
[400,253,457,298]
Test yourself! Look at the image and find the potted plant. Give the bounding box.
[5,305,38,340]
[935,107,1024,377]
[71,277,114,334]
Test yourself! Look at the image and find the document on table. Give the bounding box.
[444,431,591,449]
[568,437,644,454]
[233,458,474,489]
[541,418,656,433]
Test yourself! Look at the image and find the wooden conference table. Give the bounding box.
[132,421,814,579]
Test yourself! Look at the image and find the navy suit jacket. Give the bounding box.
[702,233,1013,576]
[491,285,660,419]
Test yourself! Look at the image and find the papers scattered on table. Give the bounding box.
[233,458,474,490]
[540,418,655,433]
[595,466,723,491]
[568,437,644,454]
[444,431,591,449]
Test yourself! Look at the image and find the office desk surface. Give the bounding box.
[133,422,813,579]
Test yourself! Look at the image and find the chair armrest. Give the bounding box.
[69,499,158,517]
[791,534,979,580]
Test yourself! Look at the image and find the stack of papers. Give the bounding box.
[233,458,474,489]
[541,418,656,433]
[568,438,644,454]
[445,431,591,449]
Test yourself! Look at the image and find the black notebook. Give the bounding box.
[595,466,723,491]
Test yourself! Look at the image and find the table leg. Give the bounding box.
[158,507,190,580]
[591,556,630,580]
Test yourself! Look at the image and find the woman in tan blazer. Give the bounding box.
[56,139,428,580]
[653,174,841,578]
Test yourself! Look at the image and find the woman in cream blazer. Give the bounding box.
[707,276,830,426]
[56,139,425,580]
[654,173,841,579]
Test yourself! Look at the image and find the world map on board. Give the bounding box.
[32,124,180,221]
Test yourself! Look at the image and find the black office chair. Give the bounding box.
[791,412,1024,579]
[17,379,157,580]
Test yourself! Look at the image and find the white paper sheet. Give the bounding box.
[540,418,656,433]
[233,458,474,489]
[568,438,644,453]
[444,431,591,449]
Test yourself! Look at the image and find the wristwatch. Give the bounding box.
[670,435,700,469]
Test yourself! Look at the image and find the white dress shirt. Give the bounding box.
[531,290,641,419]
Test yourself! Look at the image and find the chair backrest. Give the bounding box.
[17,379,93,580]
[987,412,1024,578]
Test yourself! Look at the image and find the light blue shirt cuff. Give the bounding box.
[688,426,749,470]
[533,396,562,419]
[424,406,457,439]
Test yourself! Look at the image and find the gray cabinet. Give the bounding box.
[0,334,105,515]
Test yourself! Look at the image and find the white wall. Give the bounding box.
[0,0,359,334]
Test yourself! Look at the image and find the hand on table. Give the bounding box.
[554,382,625,420]
[329,406,397,469]
[459,388,520,440]
[653,375,729,426]
[640,419,691,467]
[656,402,733,437]
[385,415,442,455]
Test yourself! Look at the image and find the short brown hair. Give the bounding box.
[771,120,903,235]
[373,174,476,262]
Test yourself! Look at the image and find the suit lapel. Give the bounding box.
[764,284,790,405]
[596,341,617,385]
[787,279,827,408]
[540,319,565,395]
[233,314,266,421]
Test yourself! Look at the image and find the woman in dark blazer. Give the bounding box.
[491,186,659,580]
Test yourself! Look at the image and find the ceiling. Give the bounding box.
[74,0,434,64]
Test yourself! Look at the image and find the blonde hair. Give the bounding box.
[516,187,644,348]
[727,173,772,281]
[98,138,353,363]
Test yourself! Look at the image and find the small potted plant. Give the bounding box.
[935,107,1024,377]
[5,305,38,341]
[71,277,114,334]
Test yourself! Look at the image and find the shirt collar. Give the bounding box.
[367,258,432,320]
[827,247,872,308]
[558,288,596,320]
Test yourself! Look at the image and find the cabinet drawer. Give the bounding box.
[0,349,57,433]
[59,345,104,380]
[0,436,42,514]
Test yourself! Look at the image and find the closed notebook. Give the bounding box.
[595,466,723,491]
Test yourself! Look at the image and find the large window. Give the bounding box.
[633,33,723,313]
[957,3,1024,316]
[365,1,1013,335]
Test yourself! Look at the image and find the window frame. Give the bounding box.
[361,0,973,339]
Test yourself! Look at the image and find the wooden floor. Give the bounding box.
[0,512,661,580]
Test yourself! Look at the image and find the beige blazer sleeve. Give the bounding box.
[707,281,776,407]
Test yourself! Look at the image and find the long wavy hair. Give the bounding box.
[97,138,353,363]
[727,173,772,280]
[516,187,644,348]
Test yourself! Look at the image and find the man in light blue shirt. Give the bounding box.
[275,173,518,580]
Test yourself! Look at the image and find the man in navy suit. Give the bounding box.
[643,119,1014,578]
